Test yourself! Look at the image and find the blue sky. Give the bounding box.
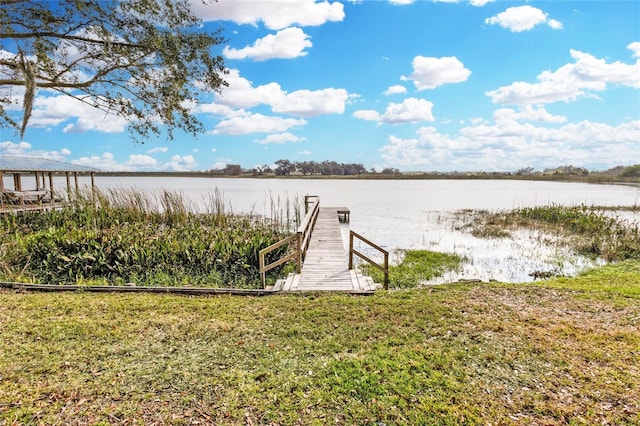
[1,0,639,172]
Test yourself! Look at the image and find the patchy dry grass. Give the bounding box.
[1,260,639,425]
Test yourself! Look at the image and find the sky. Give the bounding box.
[1,0,639,172]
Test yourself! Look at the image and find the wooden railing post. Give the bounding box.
[349,230,389,290]
[296,232,302,273]
[348,232,354,269]
[260,252,266,288]
[383,251,389,290]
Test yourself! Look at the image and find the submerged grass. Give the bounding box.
[1,260,638,424]
[363,249,463,288]
[0,188,298,288]
[469,204,640,262]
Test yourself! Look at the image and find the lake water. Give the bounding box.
[74,176,639,284]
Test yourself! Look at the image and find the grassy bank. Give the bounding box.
[1,260,638,425]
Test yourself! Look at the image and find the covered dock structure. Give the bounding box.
[0,155,98,213]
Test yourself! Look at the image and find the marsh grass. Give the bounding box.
[468,204,640,262]
[0,188,298,288]
[1,260,638,424]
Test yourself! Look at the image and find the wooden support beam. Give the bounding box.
[0,170,4,210]
[49,172,54,201]
[66,172,71,201]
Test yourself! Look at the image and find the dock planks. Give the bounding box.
[279,207,376,293]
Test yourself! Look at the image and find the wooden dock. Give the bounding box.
[277,207,377,293]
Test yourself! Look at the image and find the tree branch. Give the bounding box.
[0,31,148,51]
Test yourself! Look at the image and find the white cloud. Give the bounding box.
[26,94,128,133]
[628,41,640,58]
[214,69,351,117]
[470,0,494,6]
[214,69,283,109]
[485,5,562,32]
[389,0,414,5]
[0,141,74,162]
[0,141,32,155]
[354,97,435,125]
[384,85,408,95]
[71,152,198,172]
[212,112,307,135]
[298,150,312,155]
[547,19,563,30]
[353,110,381,121]
[62,118,126,133]
[73,152,125,171]
[380,108,640,171]
[255,132,305,144]
[195,101,238,116]
[192,0,345,30]
[272,88,350,117]
[487,48,640,105]
[126,154,158,168]
[493,106,567,124]
[223,27,312,61]
[147,147,168,154]
[165,155,197,172]
[382,98,434,124]
[401,56,471,90]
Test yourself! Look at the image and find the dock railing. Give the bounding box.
[258,195,320,288]
[349,230,389,290]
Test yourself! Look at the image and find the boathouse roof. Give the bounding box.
[0,155,98,173]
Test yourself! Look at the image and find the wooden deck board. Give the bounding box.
[283,207,373,293]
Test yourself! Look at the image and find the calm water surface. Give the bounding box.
[88,177,639,283]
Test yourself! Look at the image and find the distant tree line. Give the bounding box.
[200,162,639,183]
[210,160,401,177]
[271,160,368,176]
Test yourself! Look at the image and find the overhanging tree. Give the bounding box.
[0,0,227,141]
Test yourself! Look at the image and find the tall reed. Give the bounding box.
[0,188,294,288]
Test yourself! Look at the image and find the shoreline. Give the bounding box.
[93,170,640,185]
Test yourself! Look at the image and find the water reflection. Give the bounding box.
[84,177,639,283]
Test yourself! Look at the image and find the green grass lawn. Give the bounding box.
[1,260,639,425]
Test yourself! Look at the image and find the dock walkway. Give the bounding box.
[278,207,376,293]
